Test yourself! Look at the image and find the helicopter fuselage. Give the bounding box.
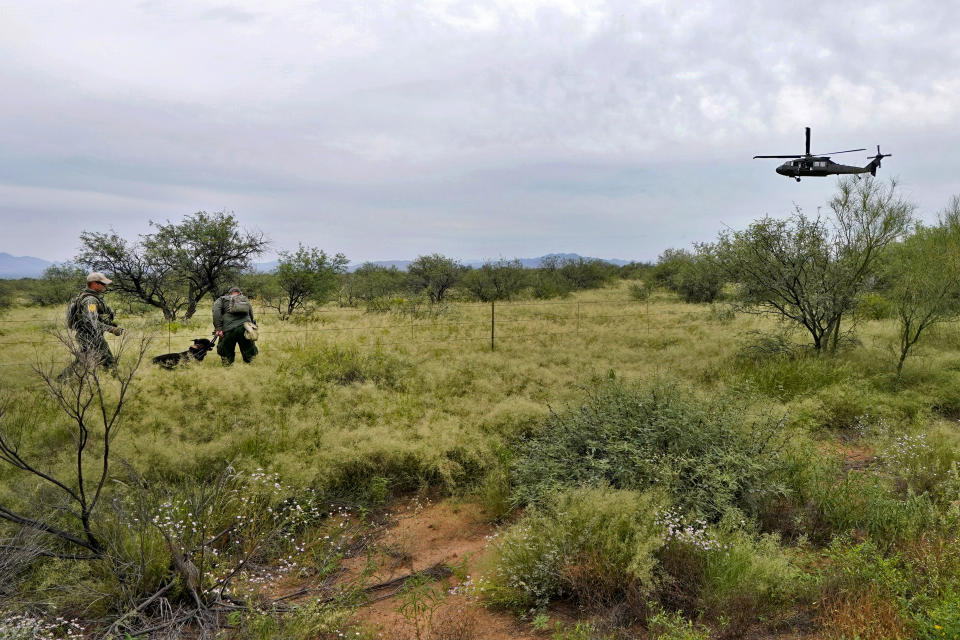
[775,157,873,179]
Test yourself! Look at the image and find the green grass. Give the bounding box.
[4,282,960,637]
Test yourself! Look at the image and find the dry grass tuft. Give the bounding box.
[816,588,908,640]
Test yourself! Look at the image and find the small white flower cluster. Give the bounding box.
[149,469,361,601]
[882,433,936,481]
[656,509,724,552]
[854,413,890,439]
[491,524,564,608]
[0,613,83,640]
[447,575,486,601]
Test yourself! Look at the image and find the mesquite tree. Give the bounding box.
[269,244,348,319]
[714,178,912,353]
[885,197,960,376]
[77,210,268,321]
[408,254,465,303]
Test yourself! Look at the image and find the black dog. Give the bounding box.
[152,338,216,369]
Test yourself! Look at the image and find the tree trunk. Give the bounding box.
[182,298,198,321]
[830,313,842,354]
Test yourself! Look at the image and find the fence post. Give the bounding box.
[577,302,581,334]
[490,300,495,352]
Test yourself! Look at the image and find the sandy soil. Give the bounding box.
[343,497,539,640]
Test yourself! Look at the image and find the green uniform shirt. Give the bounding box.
[76,288,116,334]
[212,294,256,333]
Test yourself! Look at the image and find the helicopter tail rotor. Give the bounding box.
[867,145,892,176]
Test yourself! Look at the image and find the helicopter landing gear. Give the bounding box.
[795,177,801,182]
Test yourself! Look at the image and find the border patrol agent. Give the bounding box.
[213,287,258,366]
[60,272,123,379]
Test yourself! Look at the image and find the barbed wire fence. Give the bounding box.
[0,298,662,371]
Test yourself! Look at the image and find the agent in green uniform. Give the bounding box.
[213,287,258,366]
[60,272,123,379]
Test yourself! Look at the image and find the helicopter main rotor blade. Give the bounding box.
[753,155,802,159]
[815,148,867,156]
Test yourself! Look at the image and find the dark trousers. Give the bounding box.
[58,332,116,380]
[217,325,258,365]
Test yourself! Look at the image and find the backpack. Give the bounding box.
[225,294,252,315]
[66,293,87,329]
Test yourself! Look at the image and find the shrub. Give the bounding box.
[510,379,787,521]
[673,255,723,304]
[697,528,806,628]
[656,513,807,630]
[914,592,960,640]
[628,281,650,301]
[857,292,894,320]
[484,487,666,613]
[460,259,527,302]
[877,428,960,500]
[777,446,933,544]
[816,537,910,639]
[646,608,710,640]
[651,249,693,290]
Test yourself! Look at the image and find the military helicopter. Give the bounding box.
[754,127,891,181]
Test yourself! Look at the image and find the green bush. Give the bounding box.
[646,608,710,640]
[857,292,894,320]
[914,590,960,639]
[781,448,933,544]
[509,379,786,520]
[655,511,806,629]
[698,528,806,626]
[674,256,723,304]
[484,487,666,612]
[628,281,651,301]
[821,536,906,600]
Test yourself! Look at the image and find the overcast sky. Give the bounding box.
[2,1,959,263]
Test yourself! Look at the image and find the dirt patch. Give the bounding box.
[819,441,876,472]
[344,497,539,640]
[343,497,494,582]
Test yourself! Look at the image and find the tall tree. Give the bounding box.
[408,254,464,303]
[885,197,960,376]
[76,231,185,320]
[715,178,912,352]
[143,211,268,319]
[77,211,267,321]
[339,263,408,306]
[269,244,348,319]
[461,259,527,302]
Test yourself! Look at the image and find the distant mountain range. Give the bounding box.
[0,252,633,279]
[0,253,54,278]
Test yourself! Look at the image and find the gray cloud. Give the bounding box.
[2,1,959,262]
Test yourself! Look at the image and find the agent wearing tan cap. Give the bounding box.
[59,272,124,379]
